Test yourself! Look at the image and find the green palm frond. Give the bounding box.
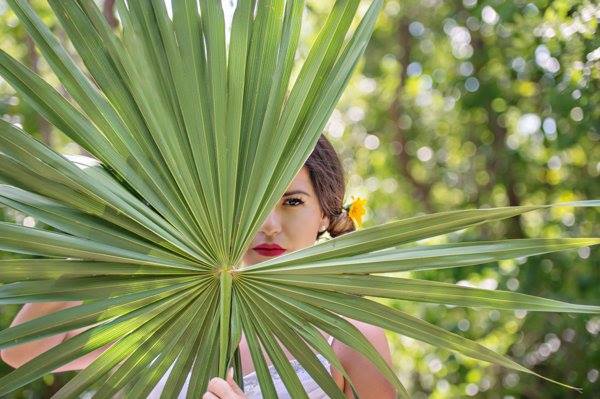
[0,1,598,398]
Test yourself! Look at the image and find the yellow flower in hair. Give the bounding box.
[346,195,367,228]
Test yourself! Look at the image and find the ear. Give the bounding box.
[320,214,330,232]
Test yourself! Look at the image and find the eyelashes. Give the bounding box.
[284,197,305,207]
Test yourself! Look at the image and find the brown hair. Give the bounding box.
[305,134,356,239]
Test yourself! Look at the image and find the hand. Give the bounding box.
[203,367,247,399]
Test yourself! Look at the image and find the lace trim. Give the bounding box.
[242,353,330,397]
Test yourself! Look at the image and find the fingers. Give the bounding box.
[205,368,246,399]
[226,367,246,396]
[207,377,232,397]
[206,373,245,399]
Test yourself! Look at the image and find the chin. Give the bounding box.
[242,256,259,266]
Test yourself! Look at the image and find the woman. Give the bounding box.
[1,135,395,398]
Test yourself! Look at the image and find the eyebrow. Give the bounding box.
[283,190,311,197]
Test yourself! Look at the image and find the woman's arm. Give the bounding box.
[0,301,113,372]
[331,319,396,399]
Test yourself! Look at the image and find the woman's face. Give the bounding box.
[242,166,329,266]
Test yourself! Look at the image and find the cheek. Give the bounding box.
[284,207,322,246]
[241,204,321,265]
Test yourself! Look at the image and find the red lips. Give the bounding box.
[253,243,286,257]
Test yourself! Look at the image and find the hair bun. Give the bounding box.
[327,209,355,238]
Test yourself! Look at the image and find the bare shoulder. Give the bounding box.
[330,318,395,398]
[349,318,387,341]
[335,317,390,356]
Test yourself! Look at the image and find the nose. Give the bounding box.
[260,210,282,238]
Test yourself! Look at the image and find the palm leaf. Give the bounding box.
[0,280,202,348]
[0,284,202,394]
[0,0,598,397]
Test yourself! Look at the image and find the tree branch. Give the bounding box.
[388,17,434,212]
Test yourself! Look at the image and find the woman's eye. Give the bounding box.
[285,197,305,207]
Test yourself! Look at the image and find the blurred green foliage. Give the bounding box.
[1,0,598,398]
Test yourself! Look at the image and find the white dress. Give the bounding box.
[147,335,336,398]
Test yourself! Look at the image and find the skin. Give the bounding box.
[241,166,330,266]
[204,166,396,399]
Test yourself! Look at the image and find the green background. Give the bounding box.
[0,0,598,397]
